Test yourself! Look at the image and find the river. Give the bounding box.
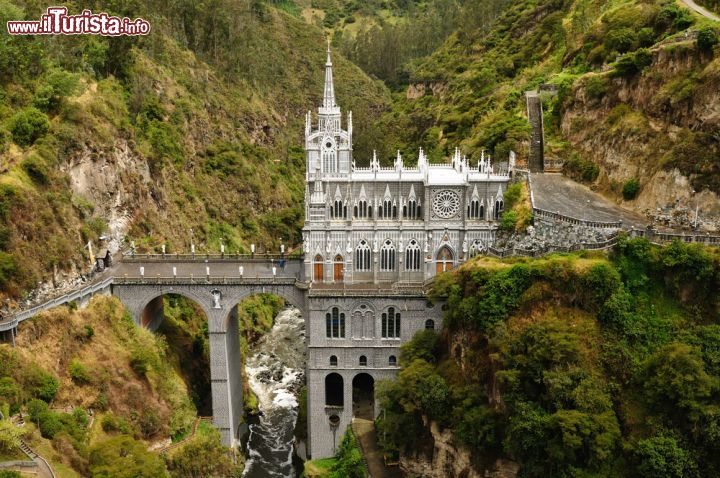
[242,307,306,478]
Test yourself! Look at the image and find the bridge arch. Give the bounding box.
[111,280,309,448]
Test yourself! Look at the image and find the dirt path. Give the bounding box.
[681,0,720,21]
[351,418,402,478]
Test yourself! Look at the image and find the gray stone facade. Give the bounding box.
[305,293,443,458]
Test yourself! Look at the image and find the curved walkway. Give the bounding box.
[681,0,720,21]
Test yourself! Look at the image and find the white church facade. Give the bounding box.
[302,46,513,285]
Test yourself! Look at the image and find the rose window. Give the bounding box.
[432,190,460,218]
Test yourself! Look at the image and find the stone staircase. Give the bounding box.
[525,91,544,173]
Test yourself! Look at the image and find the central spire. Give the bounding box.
[323,38,336,110]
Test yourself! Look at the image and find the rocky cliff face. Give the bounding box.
[400,419,519,478]
[563,41,720,230]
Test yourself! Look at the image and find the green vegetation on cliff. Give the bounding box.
[0,0,389,301]
[377,239,720,477]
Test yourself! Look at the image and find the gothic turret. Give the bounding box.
[305,41,353,180]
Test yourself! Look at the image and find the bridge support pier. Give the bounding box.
[209,305,243,446]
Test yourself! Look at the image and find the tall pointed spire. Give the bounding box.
[323,38,336,110]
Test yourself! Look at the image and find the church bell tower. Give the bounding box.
[305,40,353,184]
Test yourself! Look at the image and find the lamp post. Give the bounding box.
[190,228,195,257]
[692,190,699,230]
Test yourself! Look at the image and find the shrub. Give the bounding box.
[638,27,656,47]
[88,435,169,477]
[612,49,653,77]
[622,179,640,200]
[604,27,638,54]
[401,330,440,364]
[22,154,50,184]
[0,377,19,408]
[697,27,719,52]
[500,210,518,231]
[37,411,62,439]
[32,69,80,111]
[503,183,523,209]
[0,419,23,454]
[101,413,132,434]
[634,436,696,478]
[7,107,50,146]
[69,359,92,384]
[0,470,21,478]
[330,429,366,478]
[26,399,49,422]
[27,367,59,402]
[564,153,599,182]
[584,75,608,102]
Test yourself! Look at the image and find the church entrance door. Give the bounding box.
[333,255,344,282]
[435,246,454,275]
[314,254,324,283]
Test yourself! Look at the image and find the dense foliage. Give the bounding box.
[0,0,389,300]
[378,239,720,477]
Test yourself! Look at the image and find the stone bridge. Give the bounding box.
[1,256,311,446]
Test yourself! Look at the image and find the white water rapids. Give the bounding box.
[242,307,306,478]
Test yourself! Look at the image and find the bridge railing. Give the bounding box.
[627,228,720,246]
[113,276,304,286]
[0,277,114,332]
[532,207,623,229]
[121,252,302,262]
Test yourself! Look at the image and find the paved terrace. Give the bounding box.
[530,173,647,228]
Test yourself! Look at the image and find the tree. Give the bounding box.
[7,108,50,147]
[639,343,714,418]
[697,27,718,53]
[634,436,696,478]
[165,428,241,477]
[401,329,440,364]
[622,179,640,200]
[0,419,22,454]
[89,435,169,478]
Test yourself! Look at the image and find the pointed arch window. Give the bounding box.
[405,240,421,271]
[406,199,419,219]
[380,240,396,271]
[325,307,345,338]
[468,199,483,219]
[334,199,344,219]
[356,200,368,219]
[389,355,397,366]
[355,240,371,272]
[382,199,392,219]
[381,307,401,338]
[494,199,503,219]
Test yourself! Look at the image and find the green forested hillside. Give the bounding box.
[378,238,720,477]
[0,0,389,301]
[338,0,719,215]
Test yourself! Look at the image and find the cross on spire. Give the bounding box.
[323,38,336,110]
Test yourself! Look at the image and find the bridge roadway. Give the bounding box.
[115,256,304,281]
[0,257,307,333]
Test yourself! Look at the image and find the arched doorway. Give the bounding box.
[436,246,454,274]
[314,254,324,283]
[352,373,374,420]
[325,373,344,407]
[333,254,344,282]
